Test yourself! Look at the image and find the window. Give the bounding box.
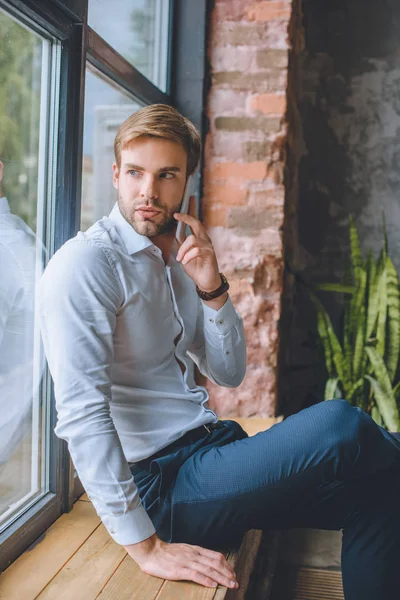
[0,0,206,571]
[88,0,171,91]
[0,5,58,551]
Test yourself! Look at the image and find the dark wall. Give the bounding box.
[279,0,400,414]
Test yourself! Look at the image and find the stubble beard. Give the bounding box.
[118,192,182,238]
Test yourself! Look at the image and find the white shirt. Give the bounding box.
[0,197,40,462]
[38,202,246,545]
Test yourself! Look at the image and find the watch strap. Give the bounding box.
[196,273,230,301]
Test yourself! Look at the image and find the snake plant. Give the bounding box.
[310,216,400,431]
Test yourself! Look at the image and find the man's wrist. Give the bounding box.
[202,290,229,311]
[196,273,229,301]
[124,532,159,560]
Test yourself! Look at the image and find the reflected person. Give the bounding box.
[0,160,38,471]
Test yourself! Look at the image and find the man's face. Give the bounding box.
[112,137,187,237]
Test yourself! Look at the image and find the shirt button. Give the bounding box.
[225,351,230,355]
[218,319,224,325]
[209,318,214,323]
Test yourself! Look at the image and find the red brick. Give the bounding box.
[204,181,248,206]
[210,20,290,49]
[249,93,287,114]
[202,205,227,227]
[246,1,292,21]
[209,161,268,181]
[207,88,247,114]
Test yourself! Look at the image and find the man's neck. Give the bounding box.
[150,232,176,264]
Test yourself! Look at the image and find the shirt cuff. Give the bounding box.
[102,502,156,545]
[202,295,240,335]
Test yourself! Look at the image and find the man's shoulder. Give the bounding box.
[42,216,125,283]
[54,215,126,262]
[38,218,125,307]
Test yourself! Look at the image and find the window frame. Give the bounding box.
[0,0,208,571]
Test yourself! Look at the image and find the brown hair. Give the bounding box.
[114,104,201,177]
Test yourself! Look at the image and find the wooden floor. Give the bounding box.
[0,417,281,600]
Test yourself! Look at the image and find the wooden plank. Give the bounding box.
[0,500,100,600]
[36,525,126,600]
[220,417,282,438]
[95,554,163,600]
[156,530,262,600]
[78,492,90,502]
[155,579,217,600]
[215,530,263,600]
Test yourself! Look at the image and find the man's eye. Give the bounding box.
[160,172,174,179]
[128,170,139,176]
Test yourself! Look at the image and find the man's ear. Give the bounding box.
[112,162,119,190]
[0,161,4,185]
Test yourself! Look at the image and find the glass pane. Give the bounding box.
[81,67,141,231]
[88,0,170,91]
[0,9,51,530]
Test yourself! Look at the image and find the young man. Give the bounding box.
[39,104,400,599]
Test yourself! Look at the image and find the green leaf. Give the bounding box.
[365,346,400,430]
[314,283,355,294]
[353,303,366,382]
[349,255,367,348]
[371,404,383,427]
[324,378,340,400]
[311,293,349,391]
[386,257,400,382]
[313,299,334,378]
[347,378,364,403]
[365,375,399,431]
[349,215,364,278]
[376,265,387,358]
[366,261,384,341]
[393,380,400,401]
[343,261,354,380]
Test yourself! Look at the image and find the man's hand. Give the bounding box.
[124,533,239,589]
[174,196,222,294]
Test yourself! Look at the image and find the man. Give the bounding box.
[39,105,400,599]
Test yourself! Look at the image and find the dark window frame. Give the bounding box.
[0,0,208,571]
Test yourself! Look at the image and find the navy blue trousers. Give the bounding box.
[130,400,400,600]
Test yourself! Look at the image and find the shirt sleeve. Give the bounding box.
[38,239,156,545]
[187,294,246,387]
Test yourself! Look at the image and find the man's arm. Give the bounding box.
[38,239,238,590]
[38,240,155,545]
[187,291,247,388]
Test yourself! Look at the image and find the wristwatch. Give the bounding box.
[196,273,230,301]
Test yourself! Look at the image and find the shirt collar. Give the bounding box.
[0,197,11,214]
[108,202,154,256]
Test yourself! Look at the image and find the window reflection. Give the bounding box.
[0,10,48,528]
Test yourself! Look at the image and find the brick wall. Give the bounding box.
[202,0,293,417]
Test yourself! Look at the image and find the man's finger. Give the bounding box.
[174,209,204,237]
[177,567,218,588]
[189,561,238,589]
[191,555,237,581]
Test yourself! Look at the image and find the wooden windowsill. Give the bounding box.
[1,417,282,599]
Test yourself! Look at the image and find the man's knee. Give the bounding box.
[314,399,365,448]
